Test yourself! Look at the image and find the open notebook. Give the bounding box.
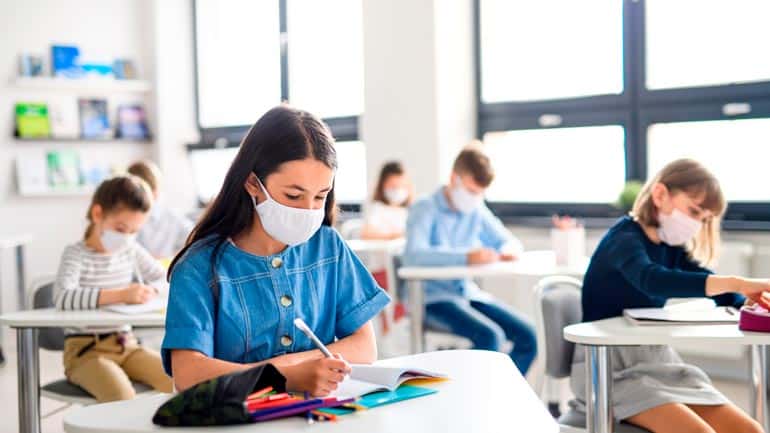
[330,365,447,400]
[103,297,167,315]
[624,306,739,326]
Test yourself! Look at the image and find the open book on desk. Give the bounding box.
[624,306,739,326]
[330,365,447,400]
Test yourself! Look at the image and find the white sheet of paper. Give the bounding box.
[103,297,167,315]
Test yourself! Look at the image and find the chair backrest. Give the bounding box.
[533,276,582,379]
[30,276,66,351]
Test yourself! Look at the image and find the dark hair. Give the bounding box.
[85,175,153,238]
[127,160,161,192]
[168,105,338,280]
[452,143,494,187]
[372,161,411,206]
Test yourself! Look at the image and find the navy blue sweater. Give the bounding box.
[582,216,745,322]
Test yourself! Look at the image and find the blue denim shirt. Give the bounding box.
[403,187,522,304]
[160,225,390,375]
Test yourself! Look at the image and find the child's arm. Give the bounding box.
[479,205,523,258]
[611,232,770,300]
[134,244,168,294]
[403,202,469,266]
[679,255,746,308]
[54,245,126,310]
[170,349,351,394]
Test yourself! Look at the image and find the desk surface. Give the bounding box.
[63,350,558,433]
[564,316,770,345]
[398,250,588,280]
[0,308,165,328]
[345,238,405,253]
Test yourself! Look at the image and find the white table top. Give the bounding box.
[0,233,34,249]
[345,238,405,254]
[64,350,558,433]
[398,250,588,280]
[0,308,165,328]
[564,316,770,346]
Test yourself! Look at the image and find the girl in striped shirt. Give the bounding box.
[54,175,173,402]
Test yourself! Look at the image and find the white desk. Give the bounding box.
[398,250,588,353]
[63,350,559,433]
[564,317,770,433]
[0,308,165,433]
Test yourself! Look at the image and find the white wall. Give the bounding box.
[0,0,198,310]
[361,0,476,198]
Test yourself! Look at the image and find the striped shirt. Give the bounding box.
[54,241,166,333]
[136,204,193,258]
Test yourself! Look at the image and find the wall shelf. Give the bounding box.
[10,76,152,94]
[13,137,152,144]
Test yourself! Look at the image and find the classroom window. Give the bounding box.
[645,0,770,90]
[188,147,240,205]
[647,118,770,202]
[286,0,364,119]
[194,0,281,129]
[333,141,367,204]
[484,126,626,203]
[193,0,365,206]
[479,0,623,103]
[476,0,770,225]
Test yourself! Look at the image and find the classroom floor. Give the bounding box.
[0,327,753,433]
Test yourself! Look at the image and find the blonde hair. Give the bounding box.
[631,159,726,266]
[127,160,161,192]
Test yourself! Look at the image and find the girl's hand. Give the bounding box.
[281,354,351,397]
[467,248,499,265]
[735,278,770,303]
[121,283,157,304]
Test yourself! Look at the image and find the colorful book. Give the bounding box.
[15,103,50,138]
[329,364,446,400]
[51,45,82,78]
[78,99,111,139]
[46,150,82,189]
[116,105,149,139]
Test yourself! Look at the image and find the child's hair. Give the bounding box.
[452,142,494,188]
[372,161,411,206]
[85,175,153,238]
[127,160,161,193]
[631,158,726,265]
[168,105,338,279]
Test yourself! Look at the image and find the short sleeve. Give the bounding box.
[161,250,216,376]
[334,234,391,337]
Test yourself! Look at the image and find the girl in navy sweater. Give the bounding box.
[571,159,770,433]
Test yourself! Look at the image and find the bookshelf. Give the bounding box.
[11,77,152,94]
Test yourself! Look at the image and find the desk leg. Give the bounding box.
[585,345,613,433]
[17,328,40,433]
[407,280,424,354]
[750,344,769,432]
[15,245,26,310]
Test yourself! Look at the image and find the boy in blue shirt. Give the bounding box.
[403,145,536,374]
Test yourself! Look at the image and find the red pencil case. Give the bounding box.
[739,305,770,332]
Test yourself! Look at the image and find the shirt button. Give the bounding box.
[280,335,292,347]
[280,295,293,307]
[271,257,283,268]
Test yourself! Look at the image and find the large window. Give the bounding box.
[477,0,770,226]
[193,0,366,204]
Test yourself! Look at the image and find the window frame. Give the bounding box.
[191,0,363,208]
[476,0,770,228]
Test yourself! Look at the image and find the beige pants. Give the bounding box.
[63,333,173,402]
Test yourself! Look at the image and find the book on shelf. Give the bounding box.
[78,98,111,139]
[116,104,150,140]
[15,102,50,138]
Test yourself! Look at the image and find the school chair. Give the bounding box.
[339,217,364,240]
[533,275,649,433]
[30,277,152,417]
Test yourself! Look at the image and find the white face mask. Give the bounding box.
[100,229,135,252]
[384,187,408,205]
[449,176,484,213]
[252,177,326,246]
[657,208,702,246]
